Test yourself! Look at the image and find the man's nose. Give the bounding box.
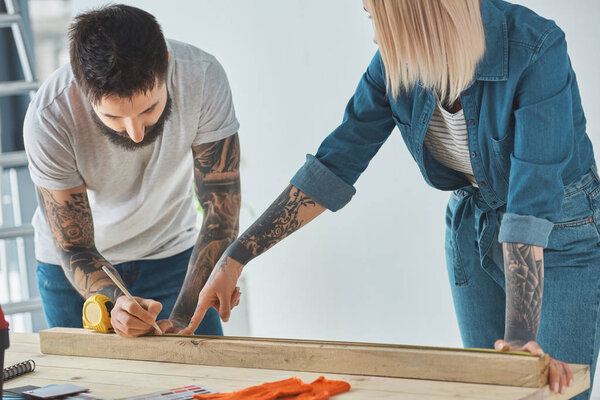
[124,119,144,143]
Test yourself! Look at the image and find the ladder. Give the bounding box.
[0,0,42,320]
[0,0,36,98]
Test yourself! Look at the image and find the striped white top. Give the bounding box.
[423,100,477,186]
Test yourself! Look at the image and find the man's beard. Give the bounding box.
[91,95,172,151]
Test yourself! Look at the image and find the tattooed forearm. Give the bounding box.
[170,134,241,323]
[37,186,121,300]
[61,247,122,299]
[503,242,544,346]
[239,185,315,254]
[225,184,325,265]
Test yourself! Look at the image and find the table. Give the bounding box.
[3,333,590,399]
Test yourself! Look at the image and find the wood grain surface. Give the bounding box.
[39,327,555,388]
[3,332,589,399]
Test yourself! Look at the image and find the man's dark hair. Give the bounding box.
[69,4,169,104]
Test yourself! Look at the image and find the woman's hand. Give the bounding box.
[494,339,573,394]
[178,255,244,335]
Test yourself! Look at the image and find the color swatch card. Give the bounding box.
[122,385,214,400]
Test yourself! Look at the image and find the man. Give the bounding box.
[23,4,241,337]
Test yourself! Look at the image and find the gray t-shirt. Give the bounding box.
[23,39,240,265]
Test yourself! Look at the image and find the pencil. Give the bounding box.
[101,265,164,335]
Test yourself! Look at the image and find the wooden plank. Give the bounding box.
[2,362,588,400]
[6,333,590,400]
[40,328,551,388]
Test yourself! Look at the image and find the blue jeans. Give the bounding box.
[36,247,222,335]
[446,167,600,400]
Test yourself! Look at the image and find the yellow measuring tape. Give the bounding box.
[82,294,113,333]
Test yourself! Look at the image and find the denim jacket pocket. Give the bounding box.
[489,134,513,185]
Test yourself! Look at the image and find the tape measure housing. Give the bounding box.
[83,294,114,333]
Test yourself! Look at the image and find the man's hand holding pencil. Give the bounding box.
[102,266,164,338]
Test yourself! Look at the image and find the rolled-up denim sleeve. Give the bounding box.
[290,51,397,211]
[499,27,573,247]
[290,155,356,211]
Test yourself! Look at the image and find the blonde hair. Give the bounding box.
[369,0,485,106]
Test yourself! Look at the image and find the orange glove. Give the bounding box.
[282,377,351,400]
[194,376,351,400]
[193,377,312,400]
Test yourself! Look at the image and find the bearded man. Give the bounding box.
[23,4,241,337]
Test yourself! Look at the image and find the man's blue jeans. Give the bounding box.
[36,247,222,335]
[446,168,600,400]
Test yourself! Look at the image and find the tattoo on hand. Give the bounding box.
[207,256,228,286]
[504,243,544,346]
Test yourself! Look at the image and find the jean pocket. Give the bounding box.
[546,221,600,267]
[546,188,600,266]
[489,134,513,185]
[449,236,473,286]
[554,181,597,227]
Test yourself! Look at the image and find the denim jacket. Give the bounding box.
[290,0,595,248]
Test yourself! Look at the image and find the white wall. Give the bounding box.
[70,0,458,345]
[69,0,600,394]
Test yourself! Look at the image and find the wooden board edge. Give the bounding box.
[38,328,548,388]
[519,364,590,400]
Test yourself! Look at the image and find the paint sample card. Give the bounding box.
[122,385,214,400]
[65,393,111,399]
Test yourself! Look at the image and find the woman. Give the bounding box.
[183,0,598,397]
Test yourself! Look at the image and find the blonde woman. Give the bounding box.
[182,0,598,397]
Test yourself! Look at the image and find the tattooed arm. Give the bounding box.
[166,134,242,331]
[37,185,163,337]
[37,185,121,300]
[498,243,573,394]
[503,243,544,346]
[180,182,325,333]
[223,184,326,265]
